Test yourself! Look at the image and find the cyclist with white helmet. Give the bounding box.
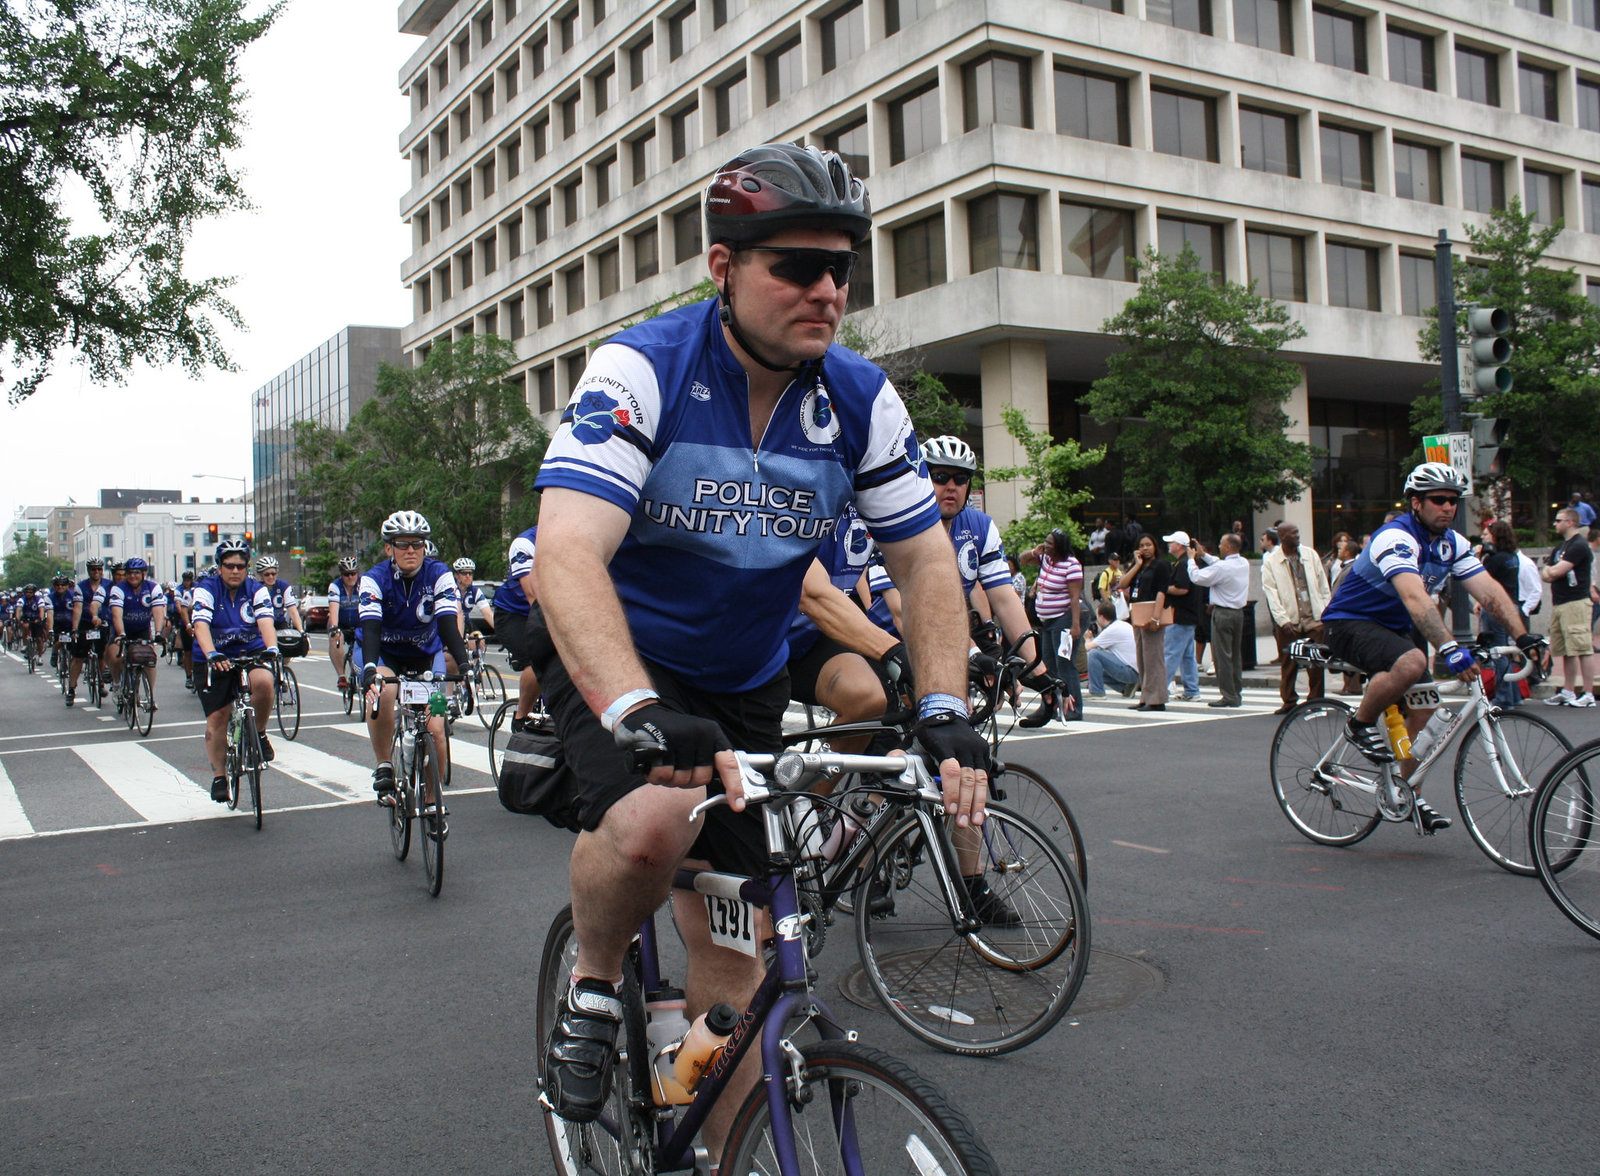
[327,556,362,689]
[192,540,279,801]
[450,557,493,658]
[1321,462,1544,830]
[65,557,111,706]
[105,557,167,705]
[357,511,470,799]
[254,556,303,631]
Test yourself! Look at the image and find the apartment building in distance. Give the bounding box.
[396,0,1600,543]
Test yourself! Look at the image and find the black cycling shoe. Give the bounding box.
[373,763,396,800]
[210,776,229,803]
[965,875,1022,927]
[511,715,538,734]
[64,690,74,708]
[258,734,274,763]
[1344,718,1395,764]
[545,977,624,1123]
[1414,799,1452,834]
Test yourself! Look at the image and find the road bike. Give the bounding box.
[374,671,457,897]
[274,658,302,740]
[52,632,71,695]
[1527,739,1600,940]
[339,640,357,716]
[1270,642,1568,872]
[453,641,507,729]
[536,747,1001,1176]
[78,627,107,708]
[110,637,158,737]
[219,654,276,830]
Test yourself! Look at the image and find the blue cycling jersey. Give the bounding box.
[328,577,362,628]
[108,581,168,635]
[262,580,299,624]
[491,526,538,616]
[20,591,44,621]
[946,506,1014,599]
[192,575,273,659]
[49,587,78,628]
[76,578,109,630]
[357,558,459,658]
[864,560,902,639]
[535,298,938,693]
[1322,514,1483,632]
[787,504,878,661]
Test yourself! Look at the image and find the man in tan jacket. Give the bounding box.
[1262,522,1331,714]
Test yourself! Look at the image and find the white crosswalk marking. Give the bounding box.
[267,738,376,800]
[73,742,226,823]
[0,757,35,839]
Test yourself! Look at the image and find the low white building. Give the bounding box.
[73,499,255,583]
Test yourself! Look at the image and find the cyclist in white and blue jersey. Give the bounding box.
[46,573,78,670]
[65,558,111,706]
[534,143,986,1133]
[1322,462,1542,831]
[451,557,492,654]
[170,569,197,688]
[491,525,545,731]
[254,556,303,631]
[192,540,279,802]
[326,555,361,689]
[357,511,470,799]
[105,557,167,705]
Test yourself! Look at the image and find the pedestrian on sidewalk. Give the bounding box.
[1541,507,1596,707]
[1261,523,1330,714]
[1085,600,1139,697]
[1020,529,1083,725]
[1119,533,1170,711]
[1189,533,1250,707]
[1161,530,1202,701]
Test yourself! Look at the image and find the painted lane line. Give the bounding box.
[265,739,377,800]
[325,721,493,780]
[73,743,228,824]
[1111,840,1171,854]
[0,757,36,839]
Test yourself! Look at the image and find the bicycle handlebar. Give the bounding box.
[688,749,939,822]
[364,670,463,720]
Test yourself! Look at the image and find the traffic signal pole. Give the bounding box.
[1435,230,1461,433]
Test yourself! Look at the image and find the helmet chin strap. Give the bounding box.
[718,267,820,377]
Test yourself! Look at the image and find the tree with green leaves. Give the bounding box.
[989,405,1105,558]
[0,0,280,404]
[835,317,966,442]
[299,538,339,595]
[1085,245,1316,538]
[1412,200,1600,536]
[294,335,550,575]
[3,533,55,588]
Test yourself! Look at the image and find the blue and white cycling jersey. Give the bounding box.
[536,298,938,693]
[192,574,273,659]
[491,526,538,616]
[49,587,78,629]
[328,577,362,628]
[864,560,902,639]
[357,558,459,658]
[76,577,109,630]
[1322,514,1483,632]
[20,591,44,621]
[787,504,877,661]
[107,581,168,635]
[263,580,299,625]
[946,506,1014,600]
[459,582,487,612]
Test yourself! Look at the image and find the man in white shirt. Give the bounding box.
[1517,549,1543,619]
[1085,599,1139,697]
[1189,533,1251,707]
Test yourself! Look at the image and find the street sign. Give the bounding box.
[1423,432,1473,496]
[290,547,305,557]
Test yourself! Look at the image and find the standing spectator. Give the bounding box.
[1117,513,1144,563]
[1085,600,1139,697]
[1589,527,1600,698]
[1118,533,1171,710]
[1517,543,1544,623]
[1190,533,1251,707]
[1261,522,1331,714]
[1088,518,1109,561]
[1095,553,1128,618]
[1161,530,1202,701]
[1570,492,1596,530]
[1230,519,1249,553]
[1259,528,1279,557]
[1478,520,1525,709]
[1541,506,1596,706]
[1324,531,1352,580]
[1020,530,1083,725]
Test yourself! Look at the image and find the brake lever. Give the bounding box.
[688,751,770,822]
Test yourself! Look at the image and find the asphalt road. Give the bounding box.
[2,645,1597,1175]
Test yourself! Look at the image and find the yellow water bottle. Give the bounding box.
[1382,705,1413,760]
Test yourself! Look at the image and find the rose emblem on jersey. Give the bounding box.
[843,518,873,566]
[572,390,631,445]
[902,432,925,478]
[957,539,980,584]
[800,386,841,445]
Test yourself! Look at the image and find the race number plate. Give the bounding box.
[399,680,432,706]
[1403,685,1442,709]
[705,894,758,957]
[83,630,100,640]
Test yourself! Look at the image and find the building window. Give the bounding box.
[1245,229,1305,301]
[528,33,549,77]
[1393,139,1442,204]
[563,351,587,397]
[1525,166,1564,225]
[144,532,154,547]
[1060,201,1134,280]
[479,231,497,275]
[674,205,702,260]
[558,7,578,52]
[479,155,496,198]
[417,209,432,246]
[456,248,473,289]
[592,62,617,115]
[1239,106,1299,176]
[889,82,941,164]
[668,3,698,60]
[592,0,607,23]
[532,196,551,242]
[845,237,875,311]
[595,154,617,207]
[1398,253,1436,316]
[713,0,747,25]
[564,265,585,313]
[536,363,556,413]
[963,54,1033,131]
[1589,279,1600,313]
[1071,0,1122,9]
[629,34,654,87]
[714,71,746,135]
[884,0,940,36]
[1387,28,1435,91]
[562,177,581,225]
[184,533,195,547]
[1578,0,1600,30]
[535,279,553,326]
[823,116,870,177]
[631,131,657,184]
[456,175,473,216]
[894,212,946,294]
[1320,122,1373,191]
[1146,0,1212,35]
[433,123,449,162]
[502,57,521,100]
[530,115,550,160]
[670,102,700,160]
[596,244,620,299]
[1514,0,1553,13]
[968,192,1039,272]
[1519,62,1559,121]
[456,104,472,144]
[1583,178,1600,233]
[1054,66,1128,145]
[1234,0,1291,53]
[1461,153,1505,213]
[1326,242,1379,309]
[102,534,114,549]
[505,215,522,259]
[765,36,802,107]
[821,1,866,73]
[561,91,580,137]
[508,294,525,338]
[1151,87,1218,162]
[1456,46,1499,107]
[503,135,522,179]
[479,84,495,123]
[1578,78,1600,132]
[1156,215,1224,278]
[634,225,660,280]
[1313,5,1367,73]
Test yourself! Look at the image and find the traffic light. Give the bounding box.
[207,523,218,544]
[244,531,253,545]
[1463,305,1512,398]
[1469,415,1509,479]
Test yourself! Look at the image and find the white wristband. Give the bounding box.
[600,688,660,733]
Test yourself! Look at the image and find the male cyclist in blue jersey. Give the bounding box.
[490,525,544,731]
[46,573,78,670]
[170,569,197,688]
[357,511,470,799]
[327,556,361,689]
[254,556,304,631]
[66,558,111,706]
[105,558,167,709]
[451,557,493,655]
[1321,462,1543,832]
[533,143,985,1137]
[192,541,279,802]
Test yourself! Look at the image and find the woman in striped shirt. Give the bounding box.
[1019,529,1083,725]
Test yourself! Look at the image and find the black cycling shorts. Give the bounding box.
[1324,619,1430,683]
[194,659,273,717]
[70,626,110,659]
[496,606,553,673]
[787,633,871,710]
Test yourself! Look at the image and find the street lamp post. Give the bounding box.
[193,473,250,549]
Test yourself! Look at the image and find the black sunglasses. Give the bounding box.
[220,562,248,571]
[1424,494,1460,507]
[743,245,857,288]
[390,539,427,551]
[929,470,972,486]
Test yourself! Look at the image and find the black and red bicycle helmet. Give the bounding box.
[704,144,871,247]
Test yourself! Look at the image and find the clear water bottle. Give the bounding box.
[399,729,416,777]
[1410,707,1455,762]
[645,988,693,1106]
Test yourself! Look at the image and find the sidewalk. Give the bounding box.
[1196,635,1556,699]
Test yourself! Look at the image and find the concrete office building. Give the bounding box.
[396,0,1600,544]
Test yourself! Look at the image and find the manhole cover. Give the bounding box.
[839,948,1162,1017]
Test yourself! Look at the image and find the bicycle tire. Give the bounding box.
[853,805,1089,1055]
[719,1038,1000,1176]
[537,904,652,1176]
[119,671,136,729]
[243,712,263,830]
[341,650,356,716]
[133,673,155,737]
[990,761,1088,887]
[475,665,506,729]
[225,729,242,811]
[390,732,413,862]
[1269,699,1383,846]
[1453,708,1573,875]
[418,734,444,897]
[487,699,516,787]
[1530,741,1600,940]
[276,664,302,740]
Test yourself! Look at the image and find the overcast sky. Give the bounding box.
[0,0,415,525]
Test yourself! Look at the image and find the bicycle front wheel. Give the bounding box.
[1454,709,1574,875]
[418,734,445,897]
[1269,699,1382,846]
[989,761,1088,887]
[390,751,413,862]
[719,1039,999,1176]
[341,654,355,716]
[487,700,516,786]
[1530,741,1600,940]
[243,713,263,830]
[475,665,506,728]
[854,806,1089,1055]
[276,664,302,740]
[133,674,155,737]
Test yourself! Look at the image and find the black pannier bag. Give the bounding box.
[496,720,583,832]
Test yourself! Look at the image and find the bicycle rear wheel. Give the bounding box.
[989,761,1088,887]
[276,664,302,740]
[719,1039,999,1176]
[133,674,155,737]
[418,734,445,897]
[1454,709,1573,875]
[1269,699,1382,846]
[853,805,1089,1056]
[487,699,516,786]
[475,665,506,728]
[1530,741,1600,940]
[243,713,263,830]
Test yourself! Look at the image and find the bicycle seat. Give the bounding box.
[1288,639,1333,665]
